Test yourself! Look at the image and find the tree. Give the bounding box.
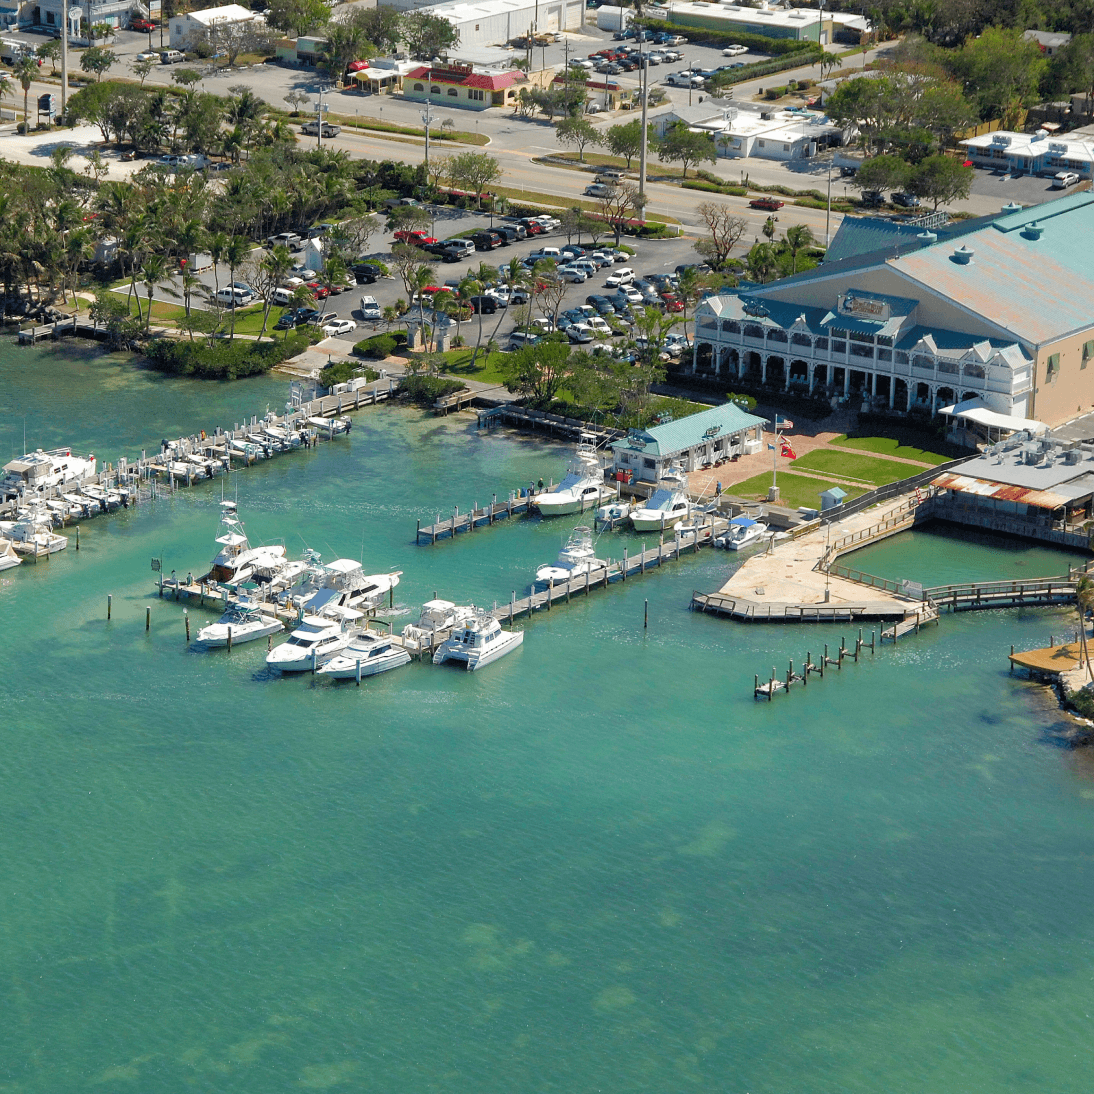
[402,10,459,60]
[139,253,176,334]
[265,0,329,36]
[320,21,373,83]
[910,154,973,210]
[694,202,746,270]
[198,18,274,67]
[89,290,140,350]
[12,56,36,130]
[604,118,652,169]
[391,241,434,301]
[80,46,117,82]
[560,204,596,243]
[596,182,645,246]
[37,38,61,76]
[949,27,1045,126]
[388,203,430,237]
[531,261,568,331]
[445,151,502,209]
[853,153,914,194]
[745,242,779,284]
[1051,33,1094,114]
[348,6,405,53]
[223,234,251,340]
[173,67,203,90]
[656,122,716,179]
[283,89,310,115]
[783,224,815,275]
[556,115,602,162]
[501,340,572,406]
[132,55,157,85]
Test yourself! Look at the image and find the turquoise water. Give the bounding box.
[4,346,1094,1092]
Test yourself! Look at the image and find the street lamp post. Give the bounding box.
[638,46,649,208]
[422,71,434,168]
[60,0,67,117]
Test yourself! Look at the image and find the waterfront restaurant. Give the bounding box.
[930,435,1094,548]
[688,192,1094,430]
[611,401,768,483]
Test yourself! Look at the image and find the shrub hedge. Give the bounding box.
[145,333,310,380]
[353,332,406,359]
[399,375,465,405]
[319,361,381,388]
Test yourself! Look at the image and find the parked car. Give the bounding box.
[749,197,785,211]
[722,43,748,55]
[135,49,159,62]
[1053,171,1080,188]
[321,318,357,337]
[586,293,616,312]
[605,267,635,287]
[393,229,436,246]
[663,33,687,44]
[131,17,156,31]
[214,286,255,307]
[660,292,684,312]
[530,246,563,263]
[585,316,613,336]
[301,121,342,138]
[305,281,331,300]
[469,295,498,314]
[274,310,299,330]
[359,296,382,320]
[471,230,503,250]
[860,189,885,206]
[444,238,476,257]
[507,331,541,350]
[560,244,586,259]
[159,49,185,64]
[557,265,588,283]
[614,286,643,305]
[352,263,384,284]
[567,324,595,344]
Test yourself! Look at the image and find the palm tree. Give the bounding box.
[222,235,251,341]
[207,231,228,303]
[1077,574,1094,673]
[12,56,36,133]
[746,242,778,285]
[676,265,703,346]
[488,256,528,344]
[140,253,176,334]
[784,224,815,275]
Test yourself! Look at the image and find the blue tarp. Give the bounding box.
[729,516,759,527]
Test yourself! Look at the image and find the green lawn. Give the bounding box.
[727,471,867,510]
[790,449,926,487]
[436,347,512,386]
[830,434,952,465]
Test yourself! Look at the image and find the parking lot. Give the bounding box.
[140,205,703,350]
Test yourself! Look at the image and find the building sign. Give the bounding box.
[838,292,890,322]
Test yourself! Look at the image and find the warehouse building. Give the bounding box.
[688,192,1094,431]
[649,0,871,43]
[380,0,583,47]
[169,3,262,49]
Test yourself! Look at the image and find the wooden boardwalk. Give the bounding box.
[923,577,1078,612]
[692,589,917,622]
[415,485,559,544]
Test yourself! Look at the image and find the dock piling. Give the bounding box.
[107,595,112,621]
[356,659,362,686]
[184,610,190,642]
[227,626,232,652]
[644,599,648,629]
[146,606,151,632]
[75,526,79,550]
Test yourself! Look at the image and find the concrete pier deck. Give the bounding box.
[708,496,927,620]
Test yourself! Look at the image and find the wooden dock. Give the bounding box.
[692,589,918,622]
[477,403,624,445]
[414,485,558,544]
[922,577,1079,612]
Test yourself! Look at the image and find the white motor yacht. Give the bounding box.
[534,435,611,516]
[721,515,769,551]
[1,447,97,503]
[7,507,68,555]
[630,467,693,533]
[195,601,285,648]
[285,558,401,613]
[200,501,287,586]
[535,525,607,584]
[402,599,478,651]
[265,605,364,673]
[433,613,523,671]
[317,631,412,680]
[0,537,21,571]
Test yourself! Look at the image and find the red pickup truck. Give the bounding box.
[131,17,156,31]
[393,230,438,246]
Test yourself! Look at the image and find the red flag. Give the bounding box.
[780,440,797,460]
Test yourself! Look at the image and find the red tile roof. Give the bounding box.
[406,65,521,92]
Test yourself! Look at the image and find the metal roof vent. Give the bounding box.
[1001,202,1022,214]
[916,230,936,243]
[1022,221,1044,240]
[952,245,974,265]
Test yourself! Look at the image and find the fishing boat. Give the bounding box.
[0,537,21,571]
[5,507,68,556]
[195,601,284,648]
[265,605,364,673]
[401,599,478,651]
[200,501,287,586]
[720,515,769,551]
[307,416,350,434]
[0,447,98,504]
[282,558,401,613]
[534,435,612,516]
[432,613,523,671]
[317,631,412,680]
[535,525,606,584]
[629,467,693,533]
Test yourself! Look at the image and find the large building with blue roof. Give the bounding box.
[690,192,1094,431]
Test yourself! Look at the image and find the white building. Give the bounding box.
[654,101,843,161]
[648,0,870,44]
[960,130,1094,180]
[377,0,584,47]
[170,3,263,49]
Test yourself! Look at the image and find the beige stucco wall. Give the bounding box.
[1030,331,1094,425]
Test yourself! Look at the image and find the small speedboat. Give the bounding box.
[0,537,21,571]
[402,599,478,651]
[265,605,364,673]
[195,601,284,647]
[317,631,412,680]
[535,525,606,584]
[594,499,631,528]
[6,508,67,555]
[433,613,523,672]
[720,515,769,550]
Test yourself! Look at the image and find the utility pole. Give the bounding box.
[422,70,433,168]
[638,45,649,209]
[825,156,833,246]
[314,86,325,148]
[60,0,68,118]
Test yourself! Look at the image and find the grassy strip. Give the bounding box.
[727,470,867,509]
[321,113,490,146]
[491,184,682,226]
[435,346,512,386]
[830,434,951,465]
[789,449,929,486]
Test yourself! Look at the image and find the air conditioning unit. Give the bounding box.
[991,133,1012,147]
[1049,141,1068,153]
[1066,449,1083,464]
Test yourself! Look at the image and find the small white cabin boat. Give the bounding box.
[535,525,606,584]
[195,601,284,648]
[7,508,67,556]
[402,599,478,651]
[721,515,769,551]
[317,631,412,680]
[629,467,693,533]
[433,613,523,671]
[0,537,21,571]
[265,605,364,673]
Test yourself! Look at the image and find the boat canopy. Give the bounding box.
[729,516,760,527]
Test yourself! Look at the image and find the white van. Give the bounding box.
[214,286,255,307]
[272,286,296,306]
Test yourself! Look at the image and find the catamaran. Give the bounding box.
[433,613,523,671]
